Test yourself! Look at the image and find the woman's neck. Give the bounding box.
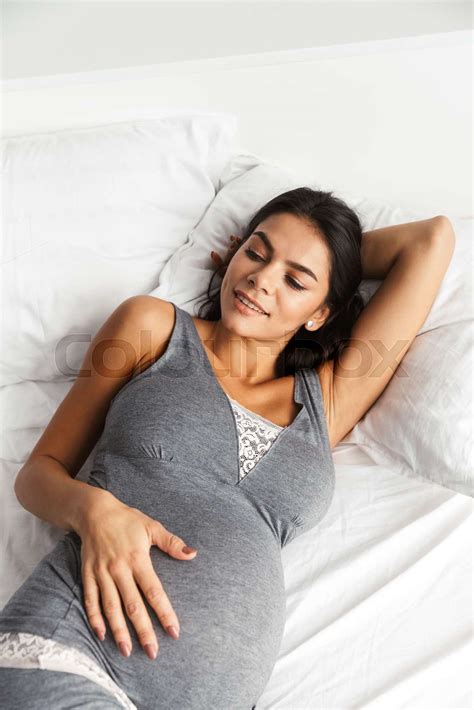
[201,319,282,386]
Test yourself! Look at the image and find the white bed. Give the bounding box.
[1,31,472,709]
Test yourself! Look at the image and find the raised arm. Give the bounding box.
[320,216,456,449]
[360,216,450,280]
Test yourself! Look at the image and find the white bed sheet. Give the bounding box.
[261,444,473,709]
[1,378,472,708]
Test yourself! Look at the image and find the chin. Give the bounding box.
[221,285,271,326]
[225,311,272,339]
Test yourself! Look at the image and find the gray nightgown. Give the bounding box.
[0,302,335,709]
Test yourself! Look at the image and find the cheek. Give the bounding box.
[222,265,237,294]
[285,297,311,321]
[225,256,244,282]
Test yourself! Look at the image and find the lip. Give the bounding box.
[233,293,268,317]
[234,290,269,315]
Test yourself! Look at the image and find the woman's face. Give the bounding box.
[220,212,331,342]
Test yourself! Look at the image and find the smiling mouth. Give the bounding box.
[233,291,269,316]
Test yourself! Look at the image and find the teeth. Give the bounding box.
[236,293,266,314]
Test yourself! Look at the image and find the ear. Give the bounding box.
[310,304,331,330]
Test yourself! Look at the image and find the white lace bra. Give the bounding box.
[0,397,283,704]
[226,393,285,481]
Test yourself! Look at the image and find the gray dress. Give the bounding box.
[0,303,335,709]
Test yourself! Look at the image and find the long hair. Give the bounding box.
[197,186,365,377]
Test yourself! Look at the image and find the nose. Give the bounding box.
[248,263,277,295]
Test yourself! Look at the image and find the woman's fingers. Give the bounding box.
[227,235,242,260]
[95,565,140,659]
[83,557,177,660]
[210,251,223,268]
[82,564,106,642]
[79,503,191,661]
[133,557,181,641]
[111,563,162,660]
[210,235,243,274]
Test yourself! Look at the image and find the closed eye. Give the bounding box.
[244,248,306,291]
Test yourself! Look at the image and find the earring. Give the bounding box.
[307,320,314,328]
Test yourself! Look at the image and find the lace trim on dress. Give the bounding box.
[0,632,137,709]
[226,395,286,481]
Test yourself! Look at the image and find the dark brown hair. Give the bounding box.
[196,186,365,377]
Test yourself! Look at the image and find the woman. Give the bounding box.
[0,188,455,709]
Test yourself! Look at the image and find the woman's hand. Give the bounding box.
[210,234,243,276]
[77,491,198,660]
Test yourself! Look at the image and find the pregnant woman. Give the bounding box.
[0,188,455,709]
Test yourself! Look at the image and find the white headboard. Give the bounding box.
[2,31,471,218]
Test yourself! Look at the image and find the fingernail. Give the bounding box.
[97,629,105,642]
[119,641,131,658]
[144,644,158,660]
[182,546,197,554]
[167,625,179,640]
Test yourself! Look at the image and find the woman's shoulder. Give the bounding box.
[122,294,173,319]
[124,296,177,378]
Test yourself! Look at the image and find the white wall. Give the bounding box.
[2,0,472,80]
[1,3,471,217]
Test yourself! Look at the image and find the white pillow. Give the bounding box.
[0,113,237,385]
[152,157,473,497]
[338,195,473,498]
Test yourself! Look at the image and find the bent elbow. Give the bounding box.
[430,216,456,252]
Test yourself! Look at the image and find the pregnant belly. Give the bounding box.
[50,526,286,708]
[77,457,288,706]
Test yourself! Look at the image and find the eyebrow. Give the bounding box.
[252,231,319,282]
